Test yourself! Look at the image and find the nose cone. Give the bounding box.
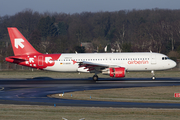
[173,61,177,67]
[171,60,177,68]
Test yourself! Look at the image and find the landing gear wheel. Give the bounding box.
[151,70,156,80]
[93,75,98,81]
[152,76,156,80]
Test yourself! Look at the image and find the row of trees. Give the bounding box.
[1,8,180,62]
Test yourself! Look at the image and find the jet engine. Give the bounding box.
[102,67,126,78]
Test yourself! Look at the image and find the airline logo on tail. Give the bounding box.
[7,27,41,56]
[6,27,62,70]
[15,38,24,48]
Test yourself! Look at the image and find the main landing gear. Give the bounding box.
[151,70,156,80]
[93,75,98,81]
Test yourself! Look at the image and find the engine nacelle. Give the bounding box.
[103,67,125,78]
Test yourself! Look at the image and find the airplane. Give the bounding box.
[5,27,177,81]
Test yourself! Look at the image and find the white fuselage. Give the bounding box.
[44,52,176,72]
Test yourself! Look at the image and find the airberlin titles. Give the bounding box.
[128,60,149,64]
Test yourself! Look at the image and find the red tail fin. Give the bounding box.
[7,27,41,56]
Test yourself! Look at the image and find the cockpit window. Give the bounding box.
[162,57,169,60]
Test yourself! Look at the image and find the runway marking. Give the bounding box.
[0,87,4,91]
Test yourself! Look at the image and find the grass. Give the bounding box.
[0,70,97,79]
[50,86,180,103]
[0,104,180,120]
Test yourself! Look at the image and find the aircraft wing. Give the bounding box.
[78,61,120,72]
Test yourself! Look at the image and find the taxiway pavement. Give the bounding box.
[0,77,180,108]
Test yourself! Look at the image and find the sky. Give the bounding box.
[1,0,180,16]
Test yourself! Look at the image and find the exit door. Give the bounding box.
[38,56,43,66]
[151,54,156,64]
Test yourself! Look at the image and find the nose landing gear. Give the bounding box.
[151,70,156,80]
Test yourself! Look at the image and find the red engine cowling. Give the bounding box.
[109,67,125,78]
